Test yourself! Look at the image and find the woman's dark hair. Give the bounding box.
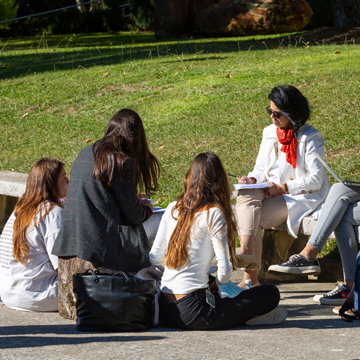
[92,108,160,194]
[164,152,237,270]
[268,85,311,133]
[13,158,64,265]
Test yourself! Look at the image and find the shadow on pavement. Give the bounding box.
[0,324,166,349]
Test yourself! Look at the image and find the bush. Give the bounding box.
[130,0,155,30]
[0,0,18,22]
[0,0,130,36]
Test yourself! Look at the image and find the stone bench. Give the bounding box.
[0,171,28,233]
[0,171,346,315]
[257,216,347,283]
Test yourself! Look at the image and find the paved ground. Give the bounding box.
[1,270,359,360]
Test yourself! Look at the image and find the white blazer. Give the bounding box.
[248,123,331,238]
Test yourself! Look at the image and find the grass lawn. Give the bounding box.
[1,31,360,210]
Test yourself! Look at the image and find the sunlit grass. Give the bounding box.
[1,32,360,208]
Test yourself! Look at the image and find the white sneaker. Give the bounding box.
[245,307,288,326]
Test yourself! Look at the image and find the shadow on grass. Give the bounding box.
[1,27,359,81]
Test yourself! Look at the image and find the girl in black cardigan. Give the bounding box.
[53,109,160,272]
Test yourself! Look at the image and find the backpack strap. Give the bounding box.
[339,286,357,322]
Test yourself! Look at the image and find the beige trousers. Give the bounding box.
[235,189,288,270]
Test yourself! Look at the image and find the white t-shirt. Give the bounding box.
[149,201,232,294]
[0,204,63,311]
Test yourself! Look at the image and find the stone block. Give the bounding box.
[0,171,28,198]
[0,195,19,232]
[0,171,27,233]
[194,0,313,37]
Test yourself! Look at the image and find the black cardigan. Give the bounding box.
[52,145,151,272]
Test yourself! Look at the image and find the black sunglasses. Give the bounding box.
[266,106,283,119]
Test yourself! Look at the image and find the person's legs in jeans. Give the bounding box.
[334,200,360,290]
[239,195,288,287]
[303,183,360,260]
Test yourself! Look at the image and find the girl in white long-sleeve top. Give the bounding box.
[150,152,287,330]
[0,158,68,311]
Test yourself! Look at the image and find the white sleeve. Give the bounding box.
[287,131,326,195]
[44,232,59,270]
[248,127,268,183]
[43,206,63,270]
[209,210,233,285]
[149,205,172,267]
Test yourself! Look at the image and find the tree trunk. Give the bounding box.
[58,256,96,320]
[332,0,360,27]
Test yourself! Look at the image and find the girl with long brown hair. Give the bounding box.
[0,158,68,311]
[150,152,286,329]
[52,109,161,273]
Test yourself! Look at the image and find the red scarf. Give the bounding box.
[276,127,297,169]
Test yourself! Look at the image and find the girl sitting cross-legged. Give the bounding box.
[149,152,287,330]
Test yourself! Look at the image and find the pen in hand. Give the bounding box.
[227,173,241,180]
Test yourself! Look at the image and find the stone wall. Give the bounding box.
[154,0,313,38]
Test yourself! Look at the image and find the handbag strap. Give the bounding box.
[84,268,100,283]
[113,270,131,284]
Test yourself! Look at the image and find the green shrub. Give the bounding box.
[130,0,155,30]
[0,0,18,22]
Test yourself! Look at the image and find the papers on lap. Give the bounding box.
[152,207,165,214]
[234,183,271,190]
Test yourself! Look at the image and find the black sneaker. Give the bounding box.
[268,254,321,275]
[313,283,351,305]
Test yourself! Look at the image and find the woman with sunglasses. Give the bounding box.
[235,85,330,287]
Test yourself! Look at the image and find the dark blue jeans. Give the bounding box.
[159,284,280,330]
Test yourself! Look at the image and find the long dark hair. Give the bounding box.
[268,85,311,133]
[164,152,237,270]
[13,158,64,265]
[92,109,160,194]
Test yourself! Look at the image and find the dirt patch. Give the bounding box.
[122,84,143,92]
[67,105,86,114]
[23,106,39,112]
[291,26,360,44]
[327,148,356,159]
[95,84,143,97]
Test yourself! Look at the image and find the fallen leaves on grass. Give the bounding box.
[22,113,28,118]
[101,72,109,78]
[159,145,164,150]
[254,113,258,116]
[174,72,179,76]
[85,138,92,143]
[226,73,233,78]
[335,50,341,54]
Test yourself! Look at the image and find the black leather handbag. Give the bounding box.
[73,269,157,332]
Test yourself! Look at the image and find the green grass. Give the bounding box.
[1,31,360,208]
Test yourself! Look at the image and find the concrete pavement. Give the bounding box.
[1,270,359,360]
